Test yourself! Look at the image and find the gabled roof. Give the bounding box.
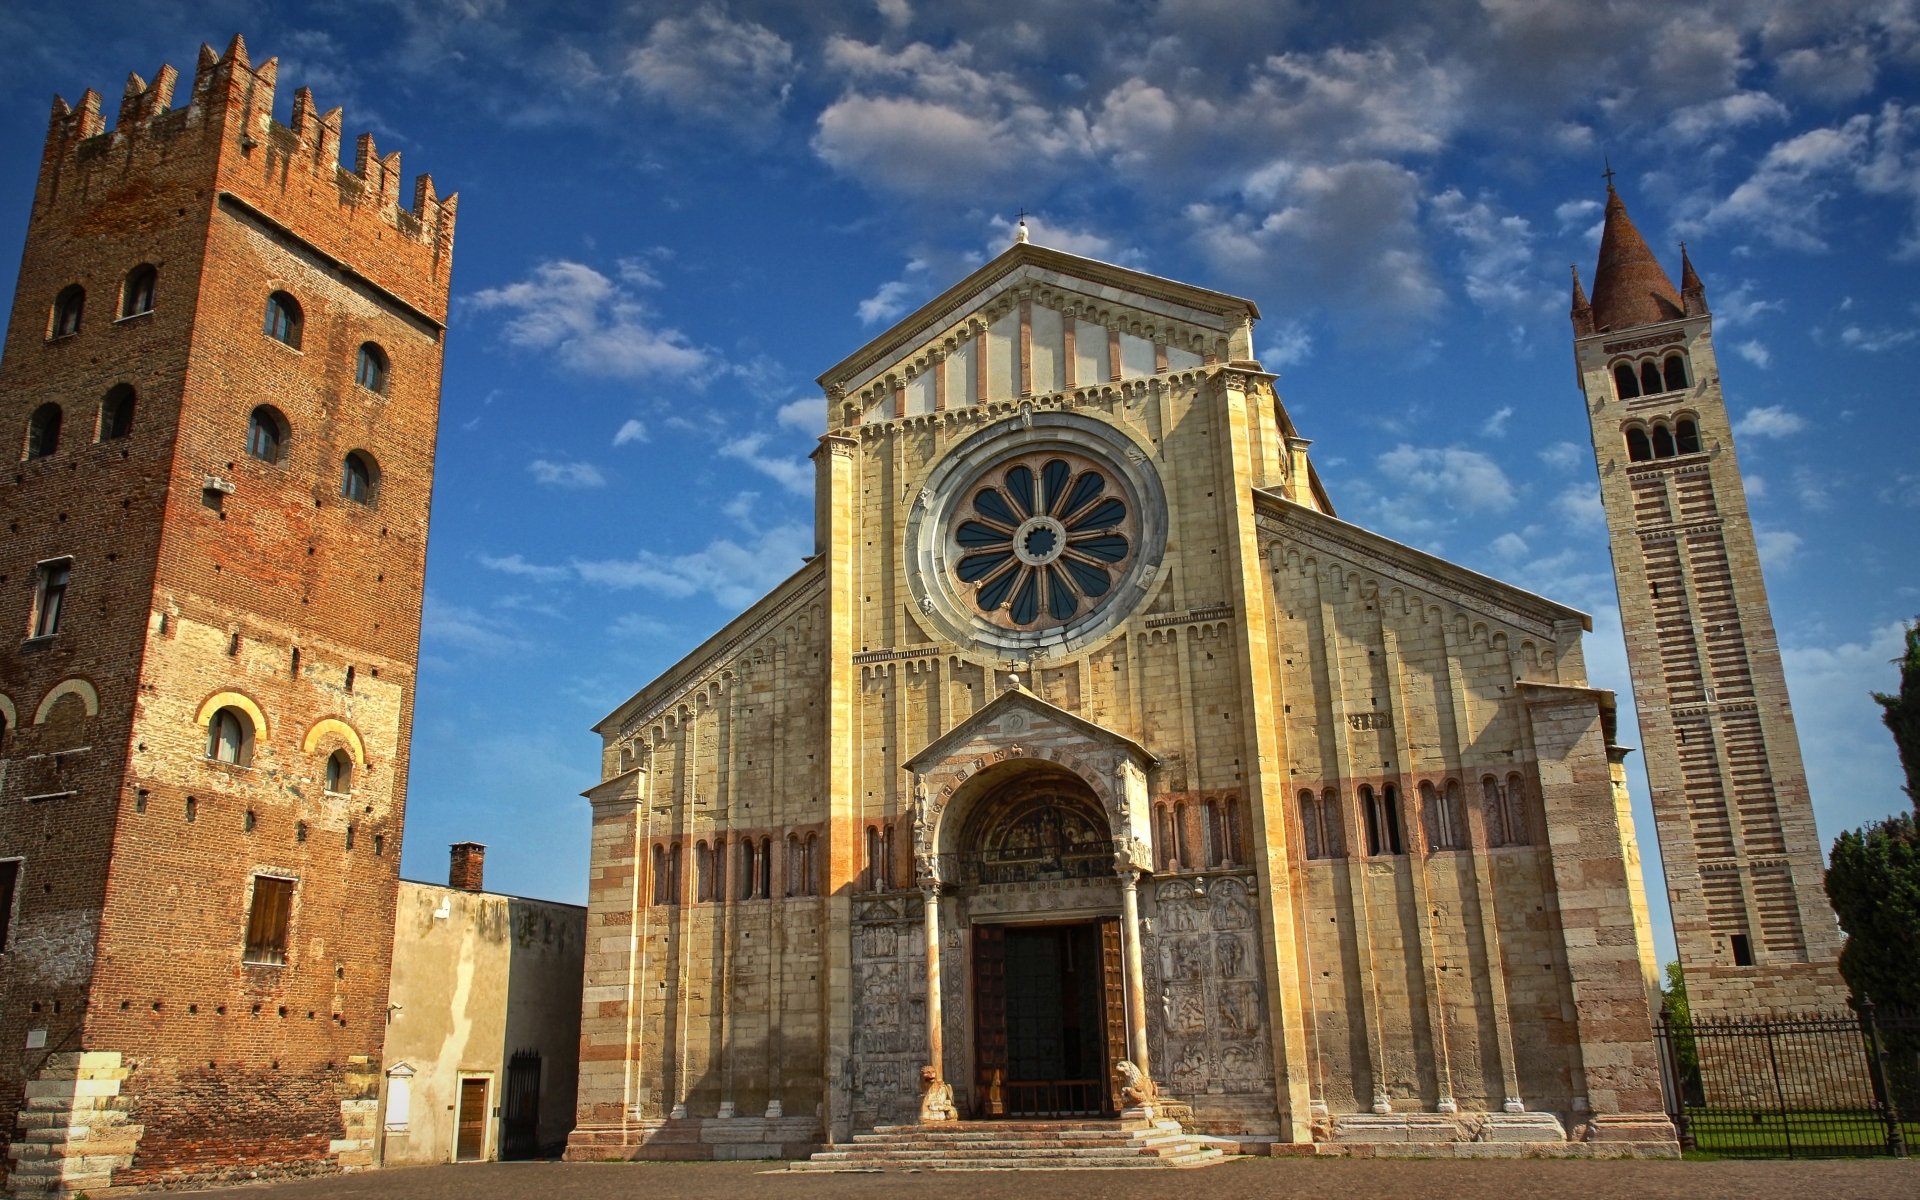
[904,683,1156,773]
[818,241,1261,394]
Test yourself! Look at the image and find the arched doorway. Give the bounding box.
[950,768,1127,1118]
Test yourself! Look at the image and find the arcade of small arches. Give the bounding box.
[1296,772,1535,861]
[1612,350,1691,401]
[1623,415,1702,463]
[644,831,826,905]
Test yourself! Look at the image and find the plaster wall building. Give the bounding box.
[381,845,585,1167]
[569,236,1678,1161]
[1569,186,1846,1016]
[0,37,452,1195]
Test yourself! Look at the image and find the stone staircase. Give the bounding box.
[790,1118,1230,1171]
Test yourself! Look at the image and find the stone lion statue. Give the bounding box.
[1114,1059,1157,1109]
[918,1064,957,1123]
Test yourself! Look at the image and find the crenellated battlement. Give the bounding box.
[37,34,455,260]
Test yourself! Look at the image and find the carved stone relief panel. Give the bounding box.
[1145,872,1272,1097]
[849,896,928,1127]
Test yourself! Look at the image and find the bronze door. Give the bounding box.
[1100,917,1128,1113]
[455,1077,489,1161]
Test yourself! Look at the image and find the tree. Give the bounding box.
[1873,620,1920,814]
[1659,961,1700,1096]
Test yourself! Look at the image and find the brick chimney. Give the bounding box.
[448,842,486,892]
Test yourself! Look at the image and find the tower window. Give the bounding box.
[1613,363,1640,400]
[1360,784,1404,856]
[1663,354,1689,392]
[247,406,290,464]
[341,451,378,505]
[243,875,294,965]
[1652,423,1676,459]
[0,859,18,951]
[206,705,255,767]
[25,403,61,461]
[98,385,135,441]
[1675,418,1701,455]
[1640,360,1662,396]
[356,343,390,394]
[1625,426,1652,462]
[50,285,84,338]
[30,560,70,639]
[1729,933,1754,967]
[264,291,303,349]
[325,749,353,795]
[120,265,157,319]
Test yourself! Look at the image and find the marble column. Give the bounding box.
[924,883,944,1079]
[1119,868,1151,1077]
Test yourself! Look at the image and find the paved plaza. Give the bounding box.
[178,1158,1917,1200]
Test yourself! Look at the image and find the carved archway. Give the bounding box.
[949,767,1115,888]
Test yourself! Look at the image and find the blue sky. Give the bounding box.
[3,2,1916,968]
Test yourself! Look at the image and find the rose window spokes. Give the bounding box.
[952,455,1133,627]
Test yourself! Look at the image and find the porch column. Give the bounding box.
[1119,868,1151,1077]
[923,882,944,1079]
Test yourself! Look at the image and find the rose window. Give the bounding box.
[950,451,1136,629]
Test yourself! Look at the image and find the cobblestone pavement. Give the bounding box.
[179,1158,1919,1200]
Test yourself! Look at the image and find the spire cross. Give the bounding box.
[1602,160,1616,190]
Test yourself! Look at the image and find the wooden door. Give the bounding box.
[972,924,1008,1116]
[455,1077,489,1162]
[1099,918,1128,1115]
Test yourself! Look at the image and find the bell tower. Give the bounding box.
[1570,182,1844,1014]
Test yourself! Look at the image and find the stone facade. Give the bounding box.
[1571,188,1846,1016]
[571,240,1678,1160]
[0,37,452,1194]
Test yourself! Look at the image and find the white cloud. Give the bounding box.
[987,214,1139,264]
[613,418,649,446]
[421,593,520,657]
[1712,280,1785,328]
[1554,483,1605,530]
[572,521,813,610]
[528,458,607,489]
[1745,473,1768,500]
[1665,90,1790,143]
[1538,441,1586,471]
[1490,531,1529,559]
[718,432,812,495]
[1554,198,1600,232]
[1375,444,1516,513]
[1487,405,1515,437]
[1734,404,1806,437]
[1755,526,1803,569]
[875,0,912,30]
[469,260,707,380]
[1839,323,1919,351]
[626,6,795,131]
[777,396,826,432]
[1792,466,1834,512]
[1734,339,1772,368]
[1260,320,1314,369]
[1878,472,1920,508]
[1783,620,1912,838]
[1431,188,1547,313]
[479,553,571,583]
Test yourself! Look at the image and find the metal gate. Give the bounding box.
[500,1051,542,1160]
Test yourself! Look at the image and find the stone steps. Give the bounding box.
[791,1118,1229,1172]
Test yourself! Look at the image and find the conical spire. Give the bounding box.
[1570,264,1594,336]
[1679,242,1708,317]
[1588,182,1684,332]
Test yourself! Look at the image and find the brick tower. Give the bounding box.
[0,37,453,1193]
[1570,183,1843,1015]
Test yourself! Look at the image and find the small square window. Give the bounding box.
[1730,933,1754,967]
[244,875,294,965]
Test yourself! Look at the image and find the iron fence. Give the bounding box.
[1655,1001,1918,1158]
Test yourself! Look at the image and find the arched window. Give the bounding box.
[1613,363,1640,400]
[651,844,668,905]
[739,839,757,900]
[1625,426,1652,462]
[1663,354,1689,393]
[98,385,135,441]
[121,265,156,318]
[696,841,713,902]
[247,406,289,463]
[758,836,772,898]
[341,451,378,504]
[666,843,682,905]
[1361,784,1403,856]
[1675,418,1701,455]
[1422,780,1465,850]
[1156,804,1178,870]
[50,285,84,338]
[1483,776,1507,847]
[263,291,303,348]
[803,833,818,896]
[786,835,802,898]
[207,706,254,767]
[356,343,390,394]
[1299,790,1325,860]
[712,836,727,900]
[1640,360,1662,396]
[1652,423,1676,459]
[1503,772,1531,845]
[325,749,353,794]
[866,826,882,892]
[1320,788,1345,858]
[25,403,61,460]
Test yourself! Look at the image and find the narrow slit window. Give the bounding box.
[0,859,19,951]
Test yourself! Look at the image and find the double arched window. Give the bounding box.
[341,450,378,505]
[1360,783,1404,856]
[264,291,303,349]
[1612,351,1691,400]
[1624,416,1702,462]
[24,404,61,460]
[247,406,290,464]
[49,285,84,338]
[120,265,157,319]
[1298,788,1345,860]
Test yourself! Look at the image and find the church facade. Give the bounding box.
[569,240,1678,1159]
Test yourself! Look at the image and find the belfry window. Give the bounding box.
[1675,418,1701,455]
[1360,784,1403,856]
[1663,354,1689,392]
[1613,363,1640,400]
[264,291,303,349]
[1652,423,1676,459]
[1640,361,1662,396]
[121,265,157,319]
[1625,426,1652,462]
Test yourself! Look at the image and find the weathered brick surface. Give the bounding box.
[0,35,451,1194]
